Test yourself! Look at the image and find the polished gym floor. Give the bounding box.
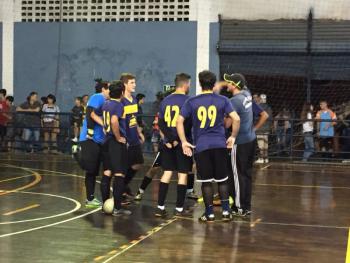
[0,153,349,263]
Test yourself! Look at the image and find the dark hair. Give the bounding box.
[301,102,312,119]
[6,96,14,103]
[75,96,82,103]
[82,94,89,99]
[109,81,125,99]
[0,89,7,97]
[120,73,136,84]
[27,92,38,102]
[199,70,216,90]
[47,94,56,103]
[95,81,109,93]
[174,73,191,87]
[136,93,145,102]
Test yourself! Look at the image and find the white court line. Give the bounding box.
[0,191,81,225]
[259,164,271,170]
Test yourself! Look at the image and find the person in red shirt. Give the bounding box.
[0,89,10,150]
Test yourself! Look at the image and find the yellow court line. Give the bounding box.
[0,175,33,183]
[3,204,40,216]
[346,228,350,263]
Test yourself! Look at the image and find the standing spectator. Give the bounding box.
[301,103,315,162]
[0,89,9,151]
[274,108,292,155]
[151,112,161,153]
[82,94,89,121]
[17,92,41,152]
[255,94,273,163]
[316,100,337,159]
[151,91,163,115]
[5,96,16,151]
[42,94,60,153]
[136,93,146,127]
[71,97,84,142]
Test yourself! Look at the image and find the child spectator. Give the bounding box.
[71,97,84,142]
[0,89,9,151]
[42,94,60,153]
[5,96,16,151]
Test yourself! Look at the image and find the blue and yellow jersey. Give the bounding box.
[102,99,126,140]
[121,95,140,146]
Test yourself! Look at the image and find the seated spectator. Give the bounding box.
[42,94,60,154]
[5,96,16,151]
[0,89,9,151]
[17,92,41,153]
[71,97,84,142]
[316,100,337,159]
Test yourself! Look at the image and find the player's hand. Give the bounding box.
[118,137,126,144]
[182,141,195,157]
[226,136,236,149]
[165,143,173,149]
[172,141,179,147]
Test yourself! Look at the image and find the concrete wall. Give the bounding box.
[209,22,220,77]
[14,22,197,111]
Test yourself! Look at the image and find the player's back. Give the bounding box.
[181,92,233,153]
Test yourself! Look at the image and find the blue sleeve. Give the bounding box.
[88,95,104,109]
[230,97,240,112]
[252,102,263,116]
[180,100,192,118]
[224,97,234,114]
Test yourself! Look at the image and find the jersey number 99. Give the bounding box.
[164,105,180,127]
[197,105,217,128]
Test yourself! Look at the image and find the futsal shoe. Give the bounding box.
[255,158,264,164]
[231,207,247,217]
[187,191,199,200]
[173,209,192,218]
[154,208,167,218]
[198,213,215,223]
[112,208,132,216]
[264,159,269,164]
[85,198,102,208]
[222,212,233,222]
[134,191,143,201]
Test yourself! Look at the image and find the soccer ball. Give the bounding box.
[103,198,114,214]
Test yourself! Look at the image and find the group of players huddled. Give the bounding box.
[77,70,268,222]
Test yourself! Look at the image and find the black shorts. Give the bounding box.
[161,144,193,173]
[151,151,161,168]
[319,137,333,150]
[79,140,110,174]
[127,144,144,166]
[194,148,228,183]
[107,139,128,174]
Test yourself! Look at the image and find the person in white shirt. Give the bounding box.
[41,94,60,153]
[301,103,315,161]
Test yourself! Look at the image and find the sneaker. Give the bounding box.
[121,195,131,206]
[85,198,102,208]
[264,158,269,164]
[198,213,215,223]
[197,196,204,203]
[112,208,132,216]
[222,212,233,222]
[134,191,143,201]
[155,208,167,218]
[72,137,78,143]
[231,207,247,217]
[245,210,252,216]
[229,196,234,206]
[174,209,192,218]
[187,191,199,200]
[255,158,264,164]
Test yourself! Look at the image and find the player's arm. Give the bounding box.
[158,117,177,143]
[227,111,240,148]
[176,115,195,157]
[137,125,145,144]
[315,111,321,133]
[255,111,269,131]
[111,115,126,144]
[85,106,103,137]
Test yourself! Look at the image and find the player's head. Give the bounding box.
[136,93,145,104]
[6,96,14,106]
[174,73,191,94]
[75,96,82,106]
[224,73,246,93]
[320,100,328,110]
[47,94,56,104]
[260,94,267,104]
[82,94,89,105]
[198,70,216,91]
[0,89,7,100]
[253,94,260,103]
[109,80,125,99]
[120,73,136,93]
[96,81,110,99]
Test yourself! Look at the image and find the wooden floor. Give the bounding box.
[0,153,349,263]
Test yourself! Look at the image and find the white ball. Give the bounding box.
[103,198,114,214]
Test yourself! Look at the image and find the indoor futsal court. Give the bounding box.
[0,153,349,263]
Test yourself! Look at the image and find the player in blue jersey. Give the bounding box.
[223,73,268,217]
[101,81,131,216]
[79,81,110,208]
[176,70,241,222]
[120,73,145,198]
[152,73,193,217]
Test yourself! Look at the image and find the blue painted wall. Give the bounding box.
[14,22,197,111]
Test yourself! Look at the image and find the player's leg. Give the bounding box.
[100,141,112,204]
[195,150,215,222]
[242,140,257,215]
[135,151,161,201]
[231,145,244,215]
[124,144,144,197]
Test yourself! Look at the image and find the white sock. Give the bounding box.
[139,188,144,194]
[222,211,230,216]
[157,205,165,210]
[186,189,193,194]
